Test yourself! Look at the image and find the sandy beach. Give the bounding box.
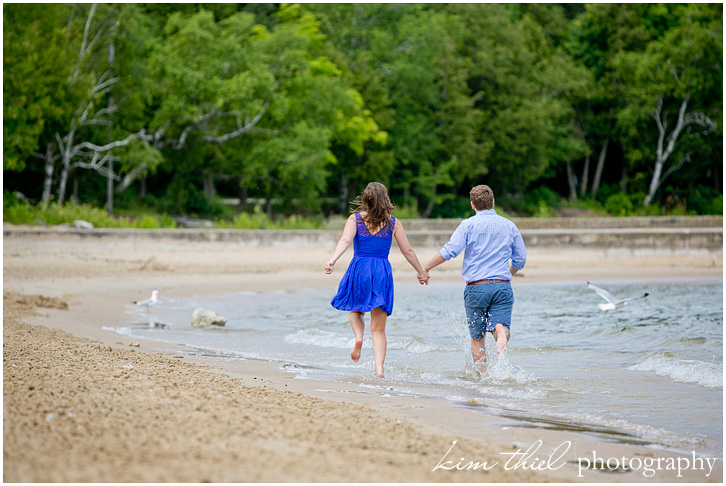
[3,223,722,482]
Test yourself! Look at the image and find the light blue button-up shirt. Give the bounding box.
[439,209,527,282]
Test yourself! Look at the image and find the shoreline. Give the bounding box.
[3,228,722,482]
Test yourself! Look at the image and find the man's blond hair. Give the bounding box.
[470,185,494,211]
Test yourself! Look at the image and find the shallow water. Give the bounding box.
[115,278,723,456]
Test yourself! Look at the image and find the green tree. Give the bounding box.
[142,5,382,214]
[565,3,656,199]
[615,4,721,206]
[452,4,588,198]
[306,3,404,211]
[4,4,159,207]
[3,4,75,172]
[386,7,488,216]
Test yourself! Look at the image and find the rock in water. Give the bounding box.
[72,219,94,230]
[191,309,227,328]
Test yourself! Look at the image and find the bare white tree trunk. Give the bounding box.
[116,161,148,193]
[106,39,115,216]
[38,144,59,206]
[202,173,215,200]
[565,160,577,201]
[422,197,435,219]
[590,139,608,198]
[339,173,349,214]
[56,125,77,205]
[116,98,272,196]
[56,4,124,205]
[106,158,114,215]
[71,3,98,83]
[579,154,590,199]
[57,130,137,203]
[643,95,716,206]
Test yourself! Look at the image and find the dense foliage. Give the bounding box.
[4,3,722,221]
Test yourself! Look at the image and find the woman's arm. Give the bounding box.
[393,219,429,285]
[324,215,357,274]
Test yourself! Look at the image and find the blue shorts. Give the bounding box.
[464,282,514,339]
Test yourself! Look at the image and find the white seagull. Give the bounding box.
[134,290,159,311]
[587,281,649,311]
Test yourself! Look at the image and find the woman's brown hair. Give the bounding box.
[351,182,395,234]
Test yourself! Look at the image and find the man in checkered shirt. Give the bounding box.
[424,185,527,376]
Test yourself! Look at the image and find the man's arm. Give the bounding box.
[425,220,467,273]
[424,252,446,273]
[509,226,527,275]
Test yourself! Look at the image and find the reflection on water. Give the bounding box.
[116,279,723,456]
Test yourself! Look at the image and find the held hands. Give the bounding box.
[417,270,430,285]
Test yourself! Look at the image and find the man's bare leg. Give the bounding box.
[471,337,486,377]
[493,323,510,354]
[349,311,364,362]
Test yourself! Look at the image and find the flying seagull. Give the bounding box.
[134,290,159,311]
[587,282,649,311]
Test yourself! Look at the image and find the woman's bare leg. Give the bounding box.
[369,307,388,378]
[349,311,365,362]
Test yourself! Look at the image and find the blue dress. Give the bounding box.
[330,214,396,315]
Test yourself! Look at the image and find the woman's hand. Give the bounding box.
[417,270,429,285]
[324,262,335,274]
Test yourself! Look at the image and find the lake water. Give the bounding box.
[114,278,723,456]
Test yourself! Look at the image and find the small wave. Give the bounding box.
[102,326,135,336]
[474,385,547,400]
[284,329,353,349]
[628,355,723,389]
[678,336,708,345]
[388,336,456,354]
[284,329,453,354]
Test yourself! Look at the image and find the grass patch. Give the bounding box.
[3,200,178,228]
[4,191,177,228]
[4,195,323,230]
[216,205,324,229]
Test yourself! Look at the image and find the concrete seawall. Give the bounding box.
[409,227,723,257]
[4,217,723,258]
[394,215,723,231]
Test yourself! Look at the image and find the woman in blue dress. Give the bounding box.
[325,182,429,378]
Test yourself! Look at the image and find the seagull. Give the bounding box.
[587,281,649,311]
[134,290,158,311]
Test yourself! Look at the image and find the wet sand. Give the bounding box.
[3,224,722,482]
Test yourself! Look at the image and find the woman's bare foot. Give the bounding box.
[351,339,363,362]
[376,368,385,379]
[493,324,508,354]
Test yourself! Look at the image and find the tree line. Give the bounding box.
[4,3,722,219]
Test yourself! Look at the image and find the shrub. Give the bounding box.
[2,197,178,229]
[216,205,324,230]
[532,200,554,218]
[604,193,634,217]
[394,199,421,219]
[709,195,723,215]
[428,196,478,219]
[131,214,177,229]
[594,183,622,205]
[687,187,723,215]
[523,186,561,217]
